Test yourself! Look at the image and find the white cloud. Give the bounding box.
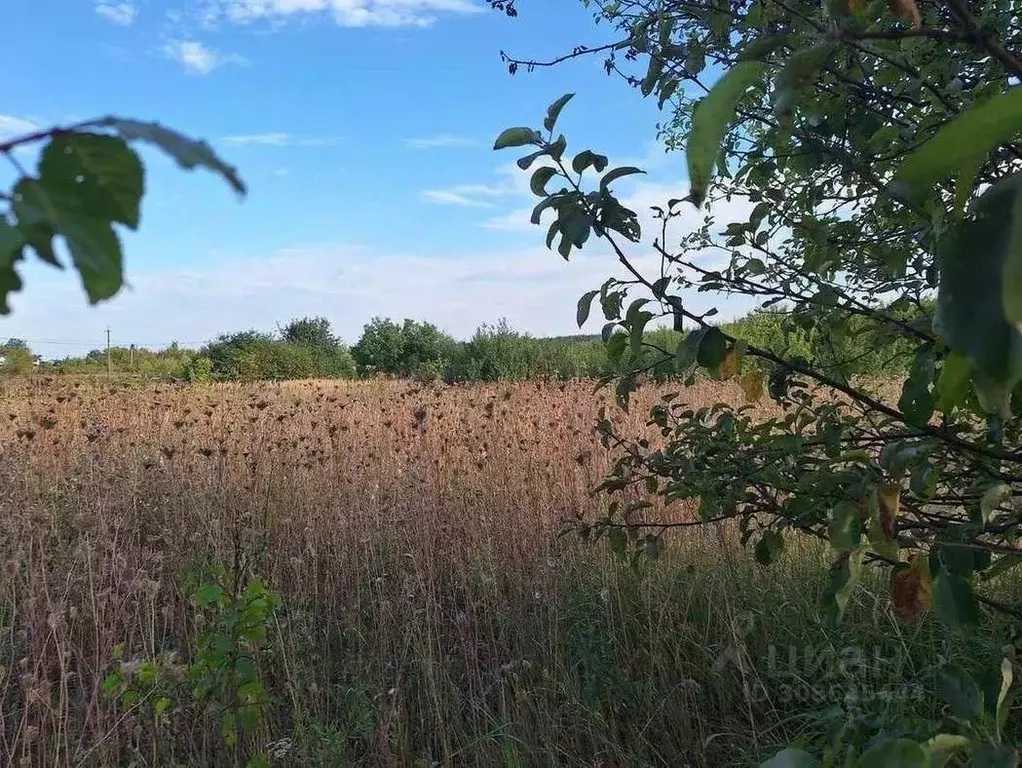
[203,0,482,28]
[3,234,748,352]
[0,116,38,140]
[421,166,523,208]
[421,190,494,208]
[218,133,342,147]
[221,132,292,146]
[162,40,247,74]
[405,134,479,149]
[96,2,138,26]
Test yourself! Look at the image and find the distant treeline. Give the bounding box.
[14,305,923,383]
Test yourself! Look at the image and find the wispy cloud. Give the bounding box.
[3,233,751,348]
[95,2,138,26]
[419,163,525,209]
[221,132,292,146]
[219,132,343,147]
[161,40,247,75]
[405,134,479,149]
[421,190,495,208]
[0,116,39,140]
[204,0,482,28]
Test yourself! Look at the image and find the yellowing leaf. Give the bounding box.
[715,340,746,379]
[891,0,922,29]
[891,555,932,621]
[866,488,899,560]
[877,484,901,539]
[740,369,765,402]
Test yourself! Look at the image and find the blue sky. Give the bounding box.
[1,0,739,356]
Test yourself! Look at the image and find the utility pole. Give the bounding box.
[105,326,111,377]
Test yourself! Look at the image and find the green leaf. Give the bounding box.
[640,55,664,97]
[13,178,124,304]
[938,543,980,576]
[696,327,728,368]
[932,571,980,626]
[221,711,239,746]
[548,134,567,161]
[607,526,627,559]
[560,208,592,249]
[760,748,822,768]
[936,664,985,721]
[739,34,791,63]
[605,330,627,364]
[494,126,542,150]
[910,464,939,500]
[628,311,653,356]
[899,347,936,426]
[544,93,574,132]
[934,179,1022,412]
[934,352,973,414]
[657,77,680,109]
[530,166,558,196]
[921,733,970,768]
[854,738,926,768]
[822,547,864,624]
[980,483,1011,524]
[39,132,144,229]
[955,155,983,218]
[577,290,599,328]
[773,44,837,118]
[894,87,1022,197]
[754,530,784,566]
[517,149,550,170]
[600,166,645,190]
[828,501,862,551]
[234,656,259,685]
[101,118,245,195]
[0,220,25,314]
[572,150,609,175]
[687,61,766,207]
[194,583,224,606]
[675,328,706,373]
[1004,179,1022,330]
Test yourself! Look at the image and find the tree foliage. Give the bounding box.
[495,0,1022,761]
[200,319,356,381]
[0,338,35,375]
[0,117,242,312]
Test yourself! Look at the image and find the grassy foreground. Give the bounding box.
[0,378,1016,766]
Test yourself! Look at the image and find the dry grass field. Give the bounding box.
[0,377,1010,766]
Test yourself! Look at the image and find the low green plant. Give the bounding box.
[189,567,279,757]
[762,651,1018,766]
[101,561,279,766]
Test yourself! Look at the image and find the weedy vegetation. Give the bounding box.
[0,377,1017,765]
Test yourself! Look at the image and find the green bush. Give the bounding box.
[0,339,35,375]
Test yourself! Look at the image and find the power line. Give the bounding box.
[5,337,210,348]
